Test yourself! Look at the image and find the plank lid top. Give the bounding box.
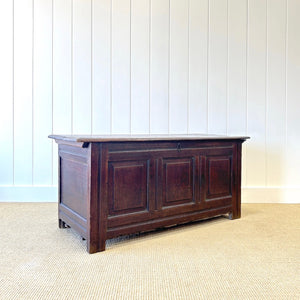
[49,134,249,143]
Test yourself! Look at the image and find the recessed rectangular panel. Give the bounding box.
[207,156,232,200]
[108,160,149,216]
[60,157,88,219]
[163,158,195,206]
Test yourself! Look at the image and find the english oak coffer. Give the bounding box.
[49,134,248,253]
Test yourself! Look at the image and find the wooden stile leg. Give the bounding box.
[87,239,106,254]
[59,219,67,228]
[228,209,241,220]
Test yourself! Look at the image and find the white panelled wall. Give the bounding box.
[0,0,300,203]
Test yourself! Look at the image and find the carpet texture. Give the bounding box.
[0,203,299,299]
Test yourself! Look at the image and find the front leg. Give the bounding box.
[228,209,241,220]
[58,218,67,228]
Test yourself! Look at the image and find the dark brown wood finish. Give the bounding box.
[50,134,248,253]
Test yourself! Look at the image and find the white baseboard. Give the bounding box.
[242,187,300,204]
[0,186,299,203]
[0,186,58,202]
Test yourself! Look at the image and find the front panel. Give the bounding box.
[207,156,232,199]
[162,157,196,207]
[203,148,234,208]
[108,160,150,216]
[105,141,237,237]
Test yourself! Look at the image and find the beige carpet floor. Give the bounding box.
[0,203,299,300]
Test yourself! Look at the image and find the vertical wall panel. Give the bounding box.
[169,0,189,134]
[0,0,13,185]
[33,0,53,185]
[72,0,92,134]
[131,0,150,134]
[247,0,267,186]
[149,0,169,134]
[227,0,247,187]
[188,0,208,134]
[13,0,33,185]
[53,0,72,185]
[92,0,111,134]
[111,0,131,134]
[227,0,247,135]
[1,0,300,203]
[53,0,72,134]
[266,0,287,187]
[208,0,228,134]
[286,0,300,186]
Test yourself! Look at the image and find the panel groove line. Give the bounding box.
[71,0,73,134]
[168,0,171,134]
[51,0,54,185]
[187,0,190,133]
[226,0,229,135]
[285,0,288,152]
[129,0,132,134]
[265,0,268,187]
[110,0,113,134]
[32,0,35,186]
[206,0,210,133]
[90,0,93,134]
[148,0,151,133]
[12,0,15,185]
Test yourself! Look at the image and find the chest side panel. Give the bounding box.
[58,144,90,237]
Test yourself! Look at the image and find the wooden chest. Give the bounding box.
[49,134,248,253]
